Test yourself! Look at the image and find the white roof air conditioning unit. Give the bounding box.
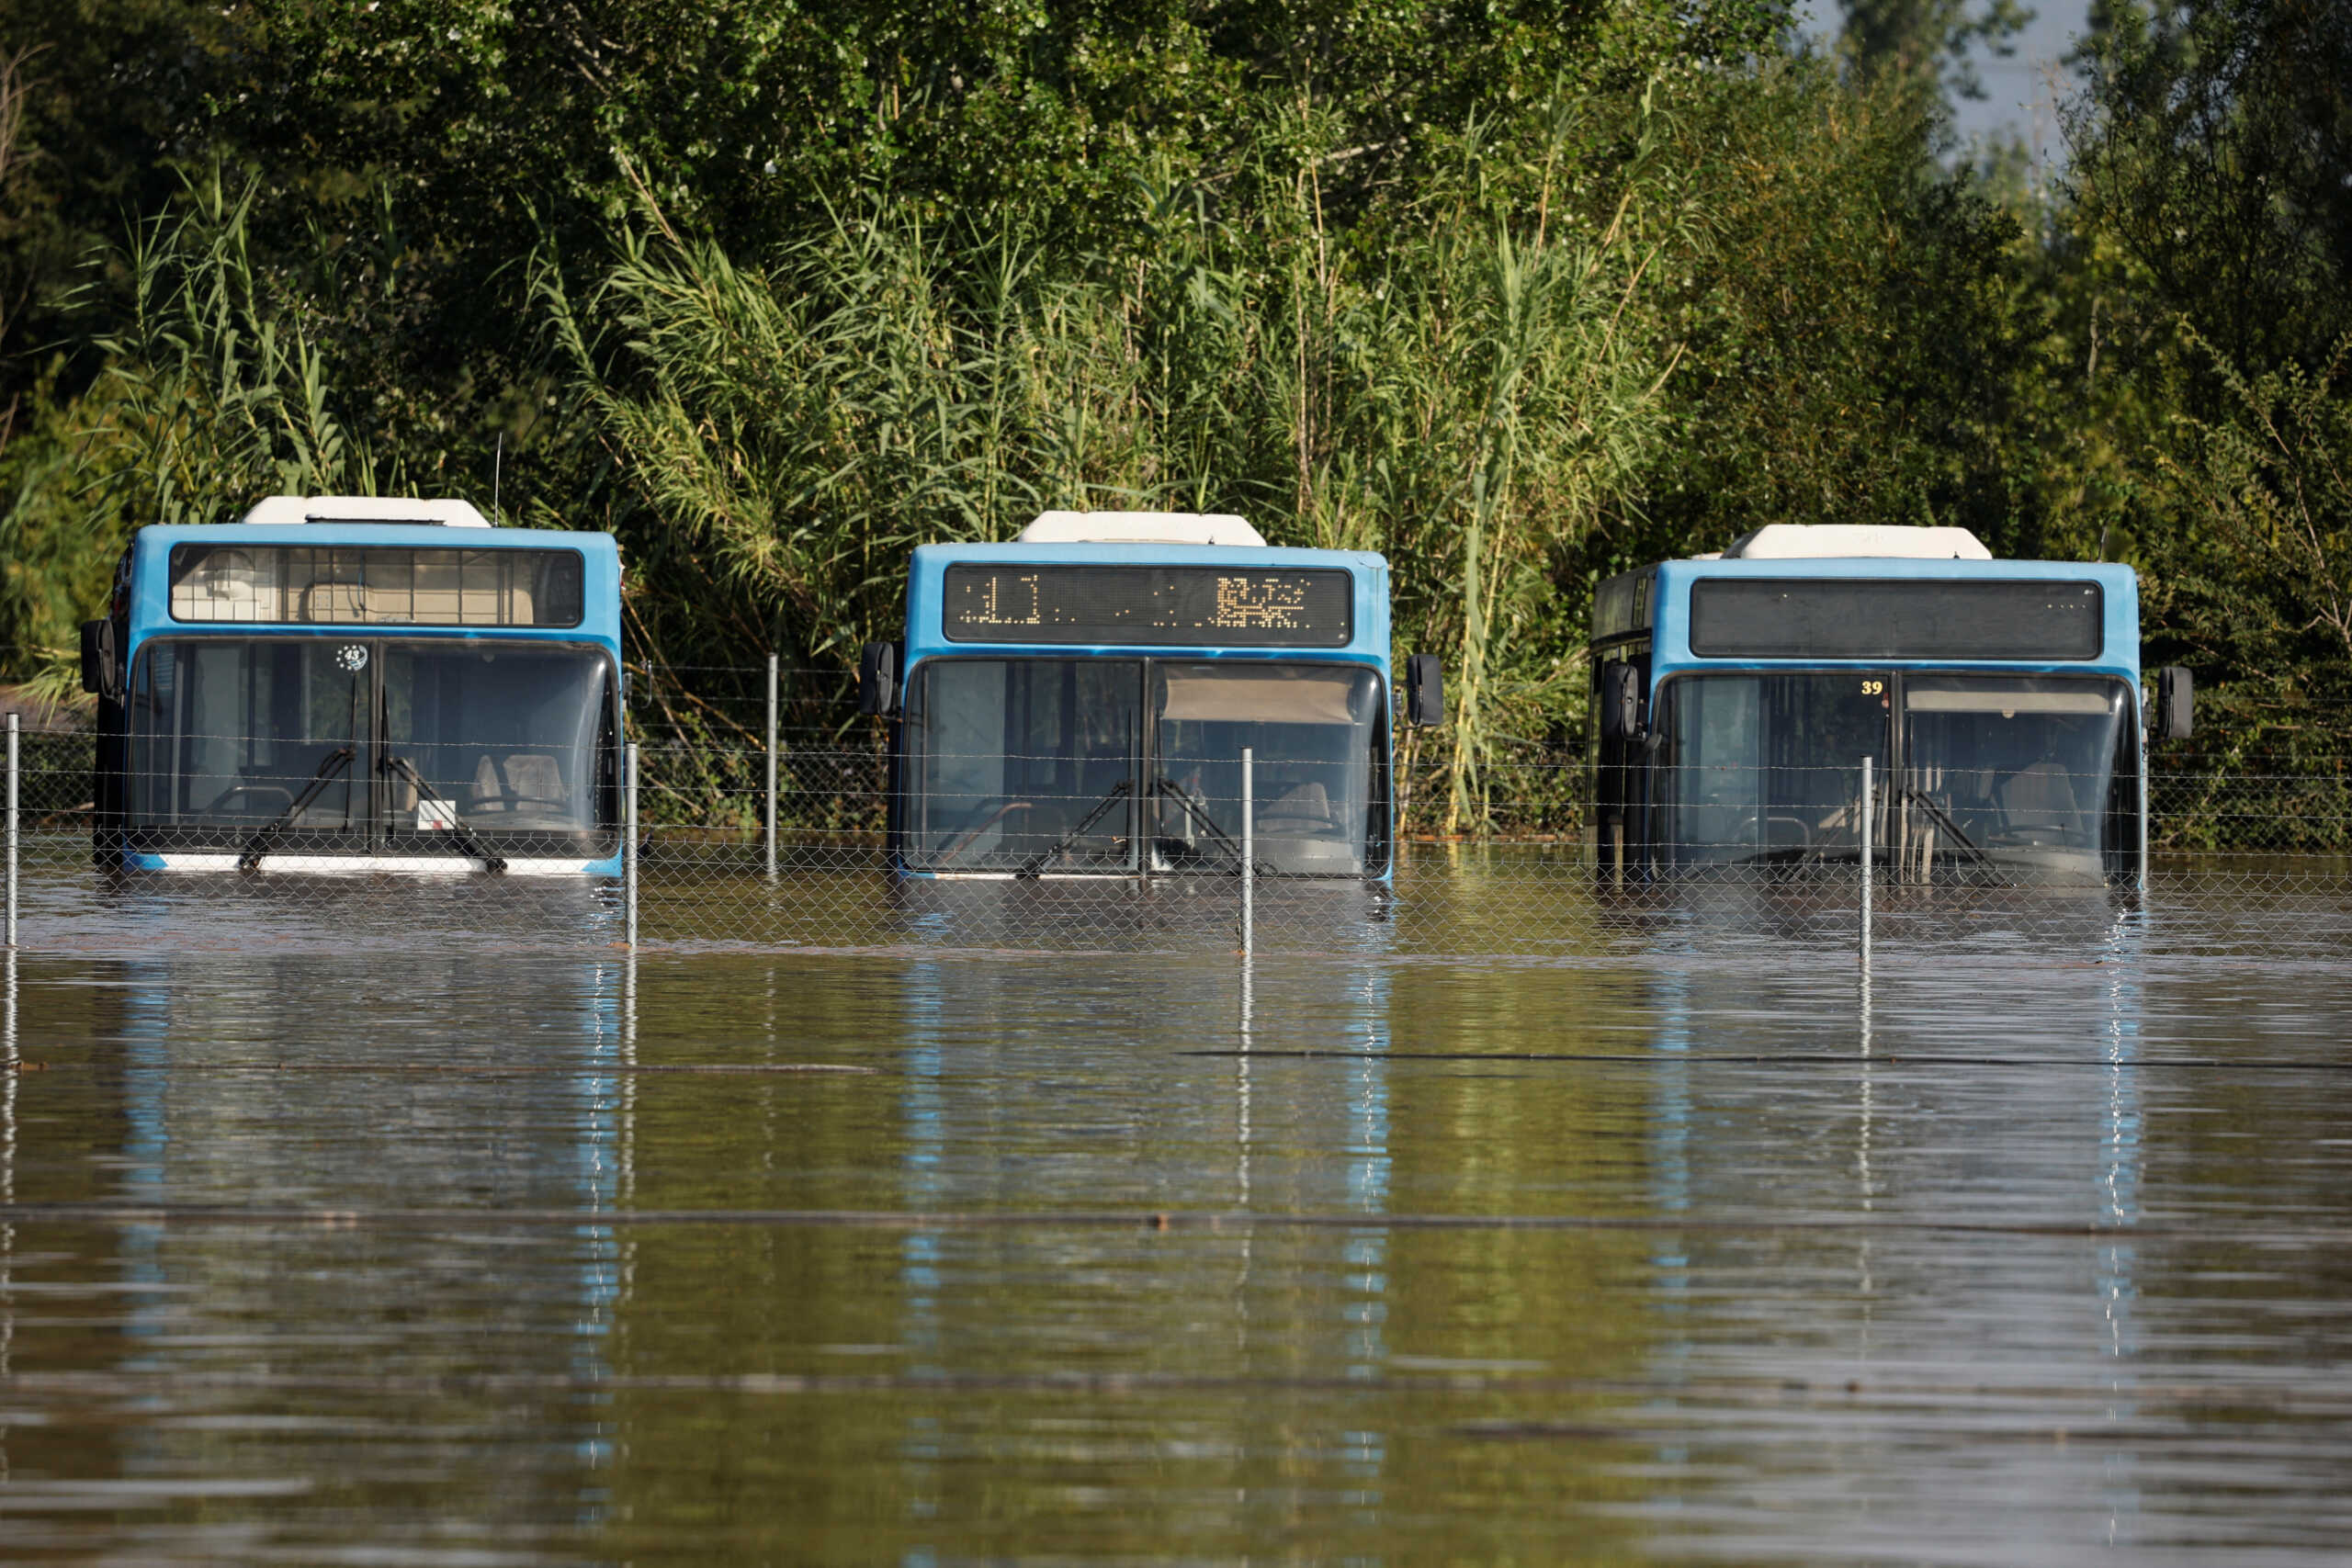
[1718,524,1991,560]
[1018,511,1265,547]
[236,495,493,529]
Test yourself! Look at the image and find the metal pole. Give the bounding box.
[764,653,778,880]
[1240,746,1254,961]
[6,714,17,951]
[1859,753,1872,968]
[2137,725,2151,895]
[625,741,639,950]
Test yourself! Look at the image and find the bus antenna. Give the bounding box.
[492,433,503,521]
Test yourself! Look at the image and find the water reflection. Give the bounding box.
[4,948,16,1487]
[6,951,639,1558]
[5,913,2352,1562]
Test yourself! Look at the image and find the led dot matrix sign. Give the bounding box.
[943,564,1353,646]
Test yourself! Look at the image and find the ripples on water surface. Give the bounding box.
[5,858,2352,1564]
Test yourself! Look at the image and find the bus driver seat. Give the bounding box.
[1261,781,1333,833]
[470,752,568,815]
[1996,757,2082,838]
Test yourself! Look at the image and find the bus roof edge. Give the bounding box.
[1719,524,1991,561]
[236,495,493,529]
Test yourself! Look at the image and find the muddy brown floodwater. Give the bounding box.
[5,858,2352,1564]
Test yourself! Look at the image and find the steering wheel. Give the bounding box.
[471,786,572,814]
[200,784,294,815]
[1984,825,2073,848]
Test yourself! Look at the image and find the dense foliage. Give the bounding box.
[0,0,2346,825]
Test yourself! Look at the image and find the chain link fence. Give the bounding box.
[6,673,2352,963]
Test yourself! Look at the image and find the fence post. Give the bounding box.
[1240,746,1254,962]
[764,652,778,880]
[625,741,639,950]
[1859,753,1872,968]
[2137,744,2150,894]
[5,714,16,951]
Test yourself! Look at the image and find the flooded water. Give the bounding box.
[7,859,2352,1563]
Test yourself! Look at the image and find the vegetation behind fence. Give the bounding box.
[3,1,2350,837]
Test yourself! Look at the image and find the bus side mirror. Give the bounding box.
[80,618,122,702]
[2155,665,2193,740]
[857,642,899,716]
[1405,654,1443,727]
[1600,660,1645,743]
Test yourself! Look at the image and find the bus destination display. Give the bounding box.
[942,564,1353,647]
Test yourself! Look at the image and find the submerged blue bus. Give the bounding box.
[859,512,1441,880]
[81,496,625,875]
[1589,525,2192,886]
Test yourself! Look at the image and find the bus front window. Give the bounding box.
[910,660,1142,873]
[128,637,616,848]
[380,644,616,839]
[905,660,1384,876]
[1149,664,1382,876]
[1658,672,2131,877]
[1897,677,2129,877]
[130,639,366,832]
[1662,673,1887,865]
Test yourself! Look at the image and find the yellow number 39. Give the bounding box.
[1860,679,1885,695]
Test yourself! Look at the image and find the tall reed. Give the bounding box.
[549,98,1688,826]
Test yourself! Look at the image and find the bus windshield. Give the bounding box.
[1659,672,2132,876]
[128,637,615,846]
[906,660,1385,875]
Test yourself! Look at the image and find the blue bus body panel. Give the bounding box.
[903,543,1392,673]
[124,523,625,664]
[1648,558,2143,691]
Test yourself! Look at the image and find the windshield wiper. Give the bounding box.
[238,748,355,872]
[1016,778,1131,878]
[1899,785,1992,865]
[379,754,509,874]
[1148,775,1248,868]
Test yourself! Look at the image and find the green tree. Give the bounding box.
[1839,0,2034,104]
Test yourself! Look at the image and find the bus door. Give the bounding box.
[1591,650,1651,883]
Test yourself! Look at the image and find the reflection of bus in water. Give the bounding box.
[861,513,1441,880]
[82,496,624,875]
[1590,525,2193,886]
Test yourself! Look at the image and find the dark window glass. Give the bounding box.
[903,659,1386,875]
[942,565,1352,646]
[129,639,364,833]
[1592,569,1654,642]
[1689,579,2102,660]
[1662,673,1888,865]
[379,645,613,836]
[1148,663,1383,876]
[1894,676,2130,879]
[126,637,615,852]
[168,545,585,627]
[1657,671,2132,880]
[909,660,1141,871]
